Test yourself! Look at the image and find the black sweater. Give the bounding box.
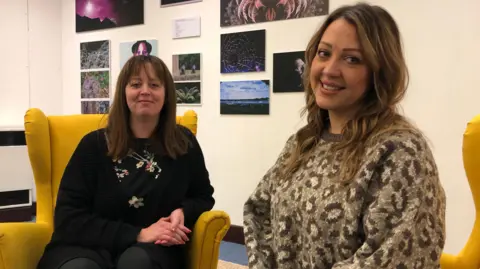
[39,126,215,268]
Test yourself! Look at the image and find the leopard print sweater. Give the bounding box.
[243,130,446,269]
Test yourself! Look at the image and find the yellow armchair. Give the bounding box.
[0,108,230,269]
[441,114,480,269]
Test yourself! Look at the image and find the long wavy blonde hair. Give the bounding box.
[284,3,420,181]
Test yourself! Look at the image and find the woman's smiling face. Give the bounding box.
[310,18,370,116]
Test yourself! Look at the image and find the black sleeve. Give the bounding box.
[179,127,215,229]
[52,131,142,251]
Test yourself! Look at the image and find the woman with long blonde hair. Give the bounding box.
[243,3,446,268]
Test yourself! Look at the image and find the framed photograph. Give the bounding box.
[81,100,110,114]
[273,51,306,93]
[175,82,201,105]
[119,39,158,69]
[221,0,329,27]
[76,0,144,33]
[161,0,202,7]
[220,80,270,115]
[80,71,110,99]
[80,40,110,70]
[172,53,201,82]
[220,29,265,73]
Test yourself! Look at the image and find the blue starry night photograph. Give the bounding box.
[220,80,270,115]
[220,30,266,73]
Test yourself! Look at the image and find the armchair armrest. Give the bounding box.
[440,253,458,269]
[0,222,53,269]
[188,210,231,269]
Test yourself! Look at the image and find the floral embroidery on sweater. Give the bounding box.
[113,149,161,182]
[113,148,162,208]
[128,196,144,208]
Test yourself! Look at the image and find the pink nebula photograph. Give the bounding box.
[76,0,144,32]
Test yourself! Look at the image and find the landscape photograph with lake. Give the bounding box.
[220,80,270,115]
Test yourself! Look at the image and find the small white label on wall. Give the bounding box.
[172,16,201,39]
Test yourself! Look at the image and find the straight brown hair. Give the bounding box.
[105,55,190,160]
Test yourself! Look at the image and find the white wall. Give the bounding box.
[0,0,62,126]
[0,0,30,127]
[28,0,63,117]
[387,0,480,255]
[60,0,480,254]
[0,0,62,202]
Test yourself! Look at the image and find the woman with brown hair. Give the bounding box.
[244,3,446,269]
[36,55,215,269]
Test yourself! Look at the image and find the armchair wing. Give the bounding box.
[0,222,52,269]
[0,108,230,269]
[441,114,480,269]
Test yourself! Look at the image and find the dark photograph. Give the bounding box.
[220,29,266,73]
[80,40,110,70]
[221,0,329,27]
[76,0,144,33]
[220,80,269,115]
[161,0,202,7]
[273,51,305,93]
[175,82,201,105]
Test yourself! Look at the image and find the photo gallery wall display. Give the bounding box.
[161,0,202,7]
[76,0,144,33]
[80,40,111,114]
[220,80,270,115]
[220,0,329,27]
[220,29,266,74]
[273,51,306,93]
[119,39,159,69]
[172,53,201,105]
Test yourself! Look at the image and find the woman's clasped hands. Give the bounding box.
[137,208,191,246]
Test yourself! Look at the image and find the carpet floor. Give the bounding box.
[218,260,248,269]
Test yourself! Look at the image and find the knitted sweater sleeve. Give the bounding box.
[332,136,447,269]
[243,135,296,269]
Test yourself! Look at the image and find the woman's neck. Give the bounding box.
[130,116,158,138]
[327,109,356,134]
[327,114,345,134]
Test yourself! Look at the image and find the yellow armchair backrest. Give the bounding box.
[441,113,480,269]
[24,108,198,225]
